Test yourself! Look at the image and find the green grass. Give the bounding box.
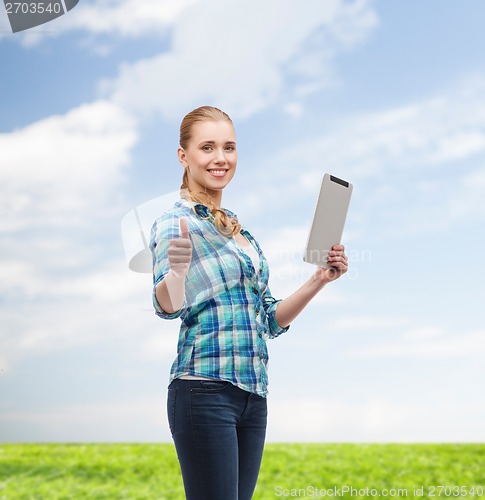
[1,443,484,499]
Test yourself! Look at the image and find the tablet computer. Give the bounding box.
[303,173,353,268]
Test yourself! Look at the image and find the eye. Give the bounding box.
[202,145,212,151]
[225,146,236,151]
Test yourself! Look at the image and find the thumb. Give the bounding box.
[179,217,189,239]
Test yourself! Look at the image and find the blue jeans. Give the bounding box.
[167,378,268,500]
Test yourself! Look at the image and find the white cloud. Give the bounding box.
[7,0,200,48]
[401,325,445,340]
[0,397,171,442]
[99,0,378,120]
[0,250,179,370]
[267,79,485,187]
[267,396,485,441]
[347,329,485,359]
[1,299,177,375]
[138,330,179,360]
[0,113,146,361]
[0,99,138,232]
[447,166,485,221]
[328,316,412,331]
[68,0,199,36]
[283,102,304,120]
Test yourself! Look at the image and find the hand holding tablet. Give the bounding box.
[303,173,353,271]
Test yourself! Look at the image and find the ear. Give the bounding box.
[178,146,188,167]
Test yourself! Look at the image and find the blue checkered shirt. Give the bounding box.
[149,198,290,397]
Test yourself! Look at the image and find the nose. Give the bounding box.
[213,148,227,165]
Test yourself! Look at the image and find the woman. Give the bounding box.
[149,106,348,500]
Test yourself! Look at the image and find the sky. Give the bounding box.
[1,0,484,443]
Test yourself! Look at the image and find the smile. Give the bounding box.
[207,169,228,177]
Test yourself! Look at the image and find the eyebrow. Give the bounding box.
[198,140,236,146]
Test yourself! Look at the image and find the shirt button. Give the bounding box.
[255,309,260,315]
[258,333,262,338]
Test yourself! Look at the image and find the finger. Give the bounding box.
[331,261,347,269]
[179,217,189,239]
[328,256,348,269]
[168,246,192,256]
[328,251,347,260]
[328,250,345,256]
[328,256,345,264]
[332,244,345,251]
[170,238,192,249]
[169,254,192,263]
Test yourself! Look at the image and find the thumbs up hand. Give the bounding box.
[167,217,193,278]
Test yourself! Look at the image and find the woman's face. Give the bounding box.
[178,120,237,196]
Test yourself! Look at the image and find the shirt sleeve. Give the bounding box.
[261,285,290,339]
[149,212,187,320]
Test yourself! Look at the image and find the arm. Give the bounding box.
[274,273,326,329]
[150,215,192,319]
[274,244,348,329]
[155,270,186,314]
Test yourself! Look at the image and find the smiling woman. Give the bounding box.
[149,105,349,500]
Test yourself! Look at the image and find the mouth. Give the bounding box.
[207,169,228,177]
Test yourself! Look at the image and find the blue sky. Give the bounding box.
[1,0,484,443]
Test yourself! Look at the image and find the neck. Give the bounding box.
[206,189,222,209]
[186,181,223,209]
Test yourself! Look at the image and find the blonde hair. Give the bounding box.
[180,106,241,238]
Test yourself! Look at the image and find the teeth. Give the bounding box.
[208,170,226,173]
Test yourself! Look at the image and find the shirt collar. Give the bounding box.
[176,198,238,219]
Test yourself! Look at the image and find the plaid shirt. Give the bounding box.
[149,198,290,397]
